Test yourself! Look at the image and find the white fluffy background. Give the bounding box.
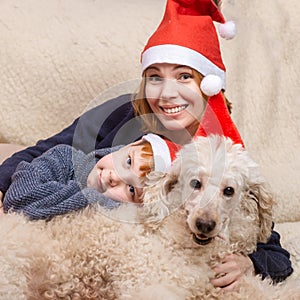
[0,0,164,144]
[0,0,299,260]
[221,0,300,223]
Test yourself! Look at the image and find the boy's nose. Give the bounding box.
[109,170,122,187]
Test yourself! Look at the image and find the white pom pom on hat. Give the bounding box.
[200,74,223,96]
[218,20,236,40]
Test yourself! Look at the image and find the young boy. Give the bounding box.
[3,134,171,220]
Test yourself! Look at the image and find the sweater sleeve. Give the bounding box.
[3,145,119,220]
[12,187,119,220]
[248,225,293,283]
[0,93,135,196]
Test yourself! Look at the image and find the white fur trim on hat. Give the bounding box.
[142,133,172,172]
[142,44,226,90]
[200,74,223,96]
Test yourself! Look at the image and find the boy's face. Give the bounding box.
[87,142,146,203]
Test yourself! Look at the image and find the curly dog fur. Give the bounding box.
[0,136,299,299]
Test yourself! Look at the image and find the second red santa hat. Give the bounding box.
[144,92,244,171]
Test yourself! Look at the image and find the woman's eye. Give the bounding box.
[126,156,132,166]
[147,75,163,83]
[129,185,135,196]
[223,187,235,197]
[190,179,201,190]
[179,73,192,81]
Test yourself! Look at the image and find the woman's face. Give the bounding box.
[144,63,206,137]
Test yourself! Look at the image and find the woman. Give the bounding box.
[0,0,293,290]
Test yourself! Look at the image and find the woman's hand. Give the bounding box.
[210,253,254,291]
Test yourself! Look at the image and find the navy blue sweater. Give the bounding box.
[0,93,293,282]
[0,94,141,194]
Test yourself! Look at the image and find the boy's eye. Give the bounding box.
[126,156,132,166]
[129,185,135,196]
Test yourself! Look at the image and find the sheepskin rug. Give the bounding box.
[0,1,299,297]
[0,205,298,300]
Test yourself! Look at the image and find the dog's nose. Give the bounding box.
[195,218,216,234]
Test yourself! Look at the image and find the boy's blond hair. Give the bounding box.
[132,140,154,181]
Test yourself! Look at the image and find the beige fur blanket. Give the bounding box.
[0,0,299,290]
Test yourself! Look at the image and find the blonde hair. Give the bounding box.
[132,140,154,180]
[132,68,232,134]
[130,140,154,203]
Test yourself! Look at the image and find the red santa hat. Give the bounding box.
[142,133,181,172]
[195,92,244,146]
[141,0,236,95]
[144,93,244,171]
[141,0,243,168]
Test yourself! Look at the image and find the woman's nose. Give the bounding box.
[160,79,178,100]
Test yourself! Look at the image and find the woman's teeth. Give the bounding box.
[162,105,187,114]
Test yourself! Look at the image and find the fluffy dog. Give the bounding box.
[0,136,299,299]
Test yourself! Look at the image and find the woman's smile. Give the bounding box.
[160,104,188,114]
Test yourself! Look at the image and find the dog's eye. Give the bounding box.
[223,187,235,197]
[190,179,201,190]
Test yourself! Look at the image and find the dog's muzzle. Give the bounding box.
[193,233,213,245]
[191,218,216,245]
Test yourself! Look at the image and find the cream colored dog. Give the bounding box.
[0,136,299,299]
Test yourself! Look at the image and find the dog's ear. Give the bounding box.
[139,162,181,226]
[243,165,276,243]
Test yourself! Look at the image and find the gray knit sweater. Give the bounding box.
[3,144,122,220]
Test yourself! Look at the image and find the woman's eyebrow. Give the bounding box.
[146,65,190,72]
[145,66,160,72]
[173,65,191,71]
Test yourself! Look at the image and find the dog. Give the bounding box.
[141,135,273,247]
[0,135,299,299]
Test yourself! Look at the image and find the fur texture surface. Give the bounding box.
[0,136,299,299]
[0,0,299,295]
[1,0,299,223]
